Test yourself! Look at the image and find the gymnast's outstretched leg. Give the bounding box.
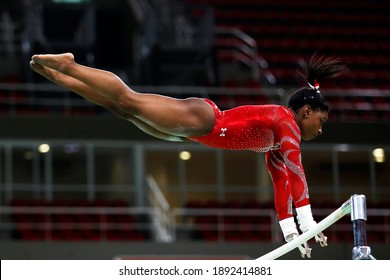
[30,53,215,138]
[30,59,192,141]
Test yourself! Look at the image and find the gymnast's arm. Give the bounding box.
[266,150,301,240]
[265,150,293,221]
[276,122,328,247]
[266,149,312,258]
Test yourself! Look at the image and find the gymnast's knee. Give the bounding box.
[115,87,141,114]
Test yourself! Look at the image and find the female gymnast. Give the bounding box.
[30,52,347,258]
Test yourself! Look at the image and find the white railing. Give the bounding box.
[146,175,174,242]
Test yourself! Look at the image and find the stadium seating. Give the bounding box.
[187,0,389,89]
[10,198,148,241]
[185,0,390,121]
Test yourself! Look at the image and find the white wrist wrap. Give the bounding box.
[296,204,316,232]
[279,217,299,242]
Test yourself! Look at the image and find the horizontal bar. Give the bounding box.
[256,199,351,260]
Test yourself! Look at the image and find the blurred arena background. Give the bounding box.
[0,0,389,259]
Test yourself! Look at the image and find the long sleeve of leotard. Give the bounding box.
[265,121,310,221]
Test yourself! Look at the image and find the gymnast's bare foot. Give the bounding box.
[30,60,77,88]
[30,61,62,84]
[31,53,75,73]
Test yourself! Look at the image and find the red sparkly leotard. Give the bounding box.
[189,99,309,220]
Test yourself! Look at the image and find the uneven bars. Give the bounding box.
[256,198,352,260]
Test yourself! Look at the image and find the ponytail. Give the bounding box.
[303,53,348,87]
[288,53,349,112]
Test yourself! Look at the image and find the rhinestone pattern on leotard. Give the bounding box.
[189,99,309,220]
